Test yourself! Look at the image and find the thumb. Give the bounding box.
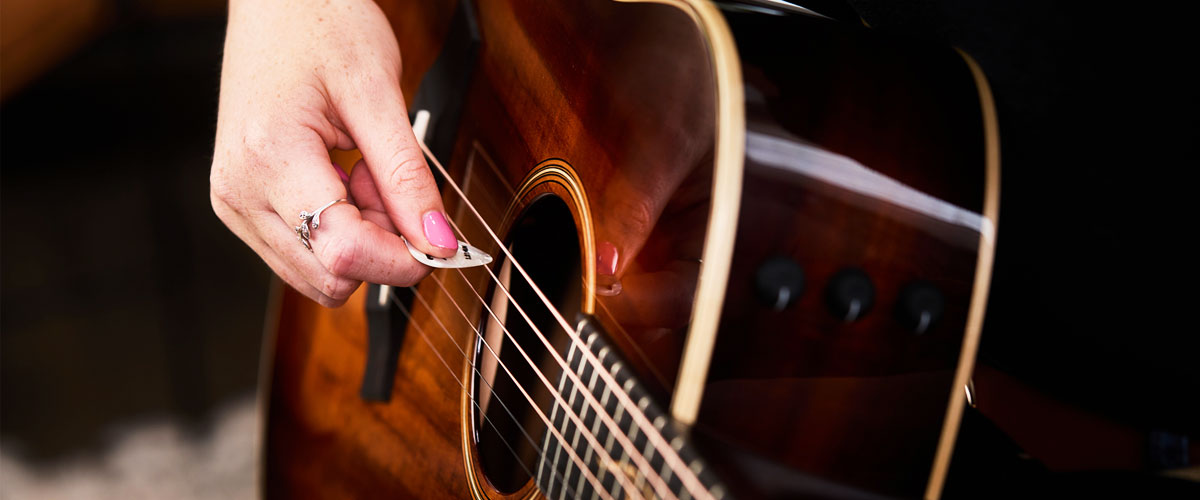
[336,76,457,258]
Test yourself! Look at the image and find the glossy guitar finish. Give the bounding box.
[263,1,997,499]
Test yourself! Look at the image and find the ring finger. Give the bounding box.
[258,144,431,300]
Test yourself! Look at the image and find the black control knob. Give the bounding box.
[825,267,874,321]
[755,257,805,311]
[896,281,945,335]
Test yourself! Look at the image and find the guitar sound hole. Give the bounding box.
[473,195,582,494]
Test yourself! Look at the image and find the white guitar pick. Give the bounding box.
[402,236,493,269]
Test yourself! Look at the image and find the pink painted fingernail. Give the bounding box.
[597,241,619,276]
[332,162,350,183]
[423,211,458,249]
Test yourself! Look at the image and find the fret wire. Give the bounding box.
[559,339,591,500]
[641,438,657,495]
[421,139,708,500]
[575,336,605,498]
[419,273,634,500]
[546,350,572,499]
[556,342,582,500]
[557,353,581,500]
[660,458,676,500]
[437,267,649,499]
[594,375,617,500]
[551,342,574,500]
[548,389,569,499]
[627,406,649,495]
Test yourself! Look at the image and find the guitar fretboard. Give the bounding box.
[535,322,728,500]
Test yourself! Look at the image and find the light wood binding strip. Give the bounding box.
[924,49,1001,500]
[613,0,746,428]
[461,160,596,500]
[501,161,597,317]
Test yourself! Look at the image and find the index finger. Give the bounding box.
[333,73,458,260]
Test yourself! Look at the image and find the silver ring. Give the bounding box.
[295,198,348,251]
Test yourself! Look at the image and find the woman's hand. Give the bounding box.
[210,0,456,307]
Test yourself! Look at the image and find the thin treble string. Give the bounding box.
[442,248,674,500]
[382,291,561,495]
[391,286,624,498]
[412,270,628,494]
[420,141,675,500]
[418,140,711,500]
[386,288,584,500]
[425,270,649,498]
[431,269,638,499]
[424,270,645,500]
[394,288,585,500]
[406,280,547,458]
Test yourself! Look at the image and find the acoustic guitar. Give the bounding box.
[261,1,999,498]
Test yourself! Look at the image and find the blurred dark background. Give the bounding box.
[1,0,267,469]
[850,0,1199,437]
[2,0,1197,496]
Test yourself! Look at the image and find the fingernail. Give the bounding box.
[597,241,619,276]
[332,162,350,183]
[423,211,458,249]
[596,275,623,296]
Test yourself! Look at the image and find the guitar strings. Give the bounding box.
[377,161,669,497]
[390,285,629,500]
[408,276,546,457]
[433,267,653,499]
[423,269,631,498]
[418,139,711,500]
[386,286,589,500]
[425,146,692,500]
[425,270,647,499]
[419,270,653,500]
[439,214,678,500]
[384,295,539,484]
[399,144,671,496]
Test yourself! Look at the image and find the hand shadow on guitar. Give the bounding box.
[594,150,715,333]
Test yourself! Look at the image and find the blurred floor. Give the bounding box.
[1,396,256,499]
[1,13,268,495]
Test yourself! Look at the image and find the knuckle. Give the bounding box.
[239,123,273,161]
[356,70,386,90]
[238,119,303,173]
[614,198,655,237]
[318,273,357,303]
[209,190,234,224]
[383,152,430,196]
[316,293,347,309]
[318,235,359,278]
[357,67,400,91]
[279,275,344,308]
[209,173,234,203]
[209,166,244,217]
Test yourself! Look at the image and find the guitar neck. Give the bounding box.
[536,316,728,500]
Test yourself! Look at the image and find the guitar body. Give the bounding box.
[264,1,998,499]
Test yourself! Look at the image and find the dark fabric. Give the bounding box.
[847,0,1199,436]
